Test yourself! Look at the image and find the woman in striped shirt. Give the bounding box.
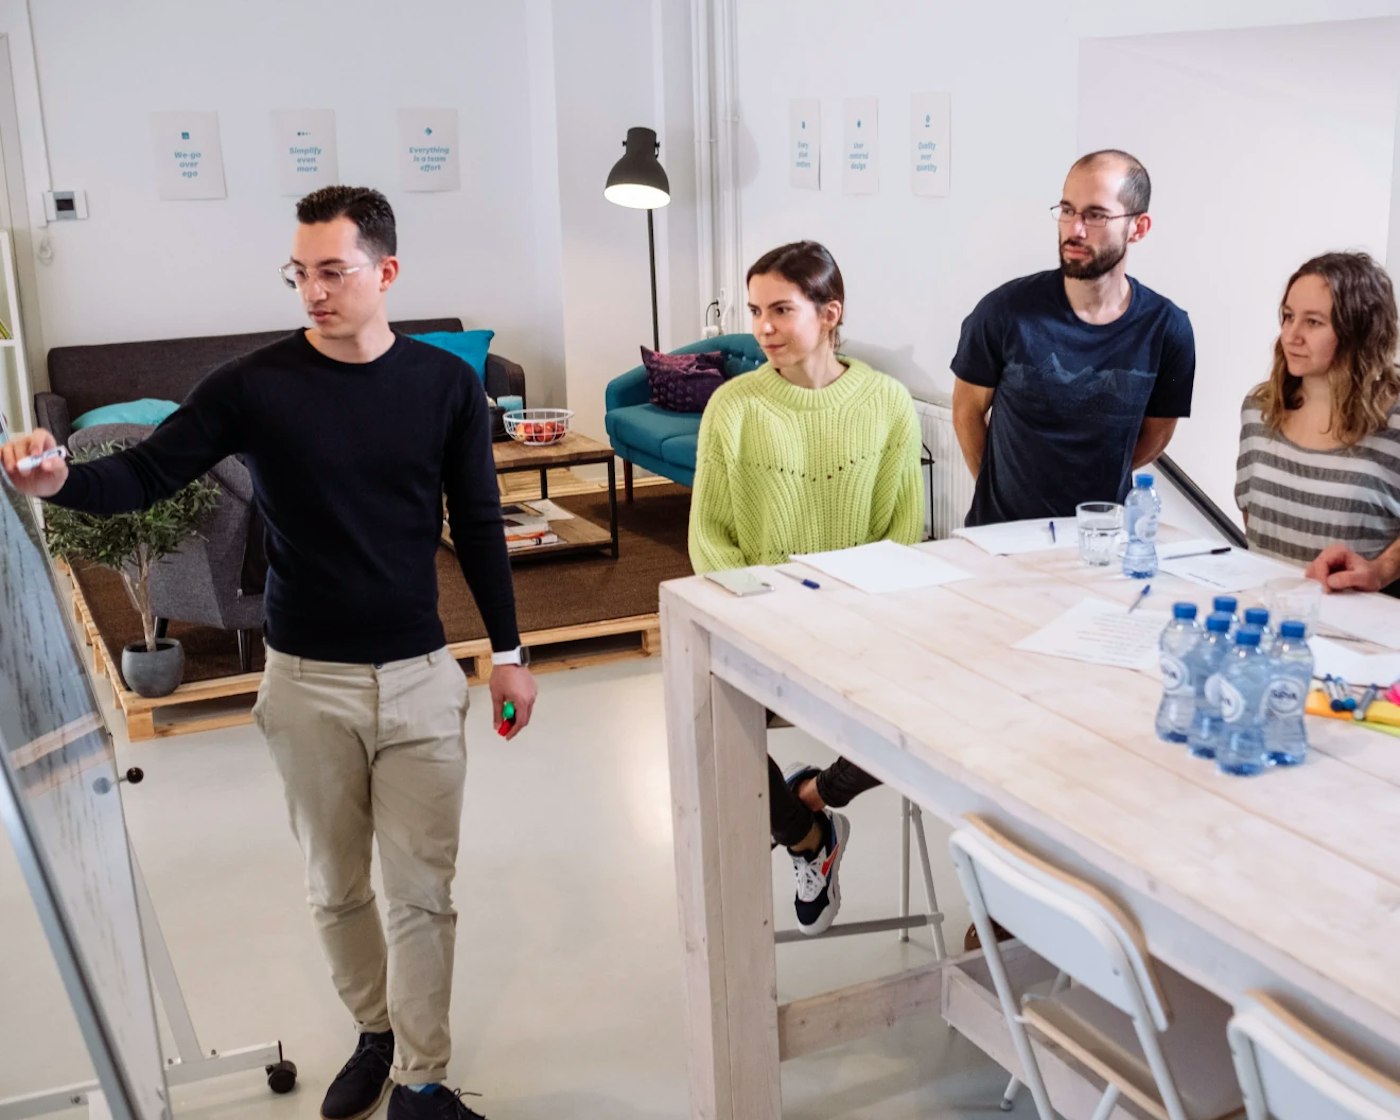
[1235,251,1400,593]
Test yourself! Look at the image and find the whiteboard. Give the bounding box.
[0,472,169,1120]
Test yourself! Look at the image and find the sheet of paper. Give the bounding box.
[953,517,1077,556]
[791,540,972,594]
[790,98,820,190]
[1156,543,1296,592]
[1308,637,1400,688]
[525,499,575,521]
[910,91,951,197]
[1317,592,1400,651]
[842,97,879,195]
[1013,597,1167,671]
[271,108,339,195]
[398,107,460,192]
[150,110,227,200]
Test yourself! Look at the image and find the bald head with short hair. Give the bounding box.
[1070,150,1151,215]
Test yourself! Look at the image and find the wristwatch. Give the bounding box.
[491,645,530,667]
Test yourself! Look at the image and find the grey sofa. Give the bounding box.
[36,317,526,445]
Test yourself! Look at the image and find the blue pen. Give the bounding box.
[1048,520,1056,543]
[1127,583,1151,613]
[775,568,820,590]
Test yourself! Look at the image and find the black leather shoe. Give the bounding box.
[388,1084,489,1120]
[321,1030,394,1120]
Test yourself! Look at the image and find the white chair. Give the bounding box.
[1228,992,1400,1119]
[949,816,1243,1120]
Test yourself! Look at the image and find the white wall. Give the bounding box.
[731,0,1400,493]
[551,0,699,447]
[0,0,701,431]
[1391,94,1400,269]
[1079,19,1400,519]
[19,3,549,376]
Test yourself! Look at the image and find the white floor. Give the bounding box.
[0,656,1032,1119]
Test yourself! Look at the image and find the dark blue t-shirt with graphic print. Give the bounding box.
[952,270,1195,527]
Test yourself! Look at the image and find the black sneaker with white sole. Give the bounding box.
[321,1029,394,1120]
[388,1084,489,1119]
[789,808,849,936]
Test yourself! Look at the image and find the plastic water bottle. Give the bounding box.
[1213,596,1240,632]
[1262,620,1313,767]
[1121,473,1161,579]
[1216,627,1270,776]
[1186,612,1235,759]
[1155,602,1201,744]
[1244,606,1273,653]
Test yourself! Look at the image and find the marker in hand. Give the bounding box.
[16,446,67,473]
[497,700,516,737]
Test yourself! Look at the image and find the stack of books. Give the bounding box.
[503,502,559,551]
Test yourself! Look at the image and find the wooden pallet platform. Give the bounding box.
[69,574,661,741]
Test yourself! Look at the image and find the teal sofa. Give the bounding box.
[604,333,765,498]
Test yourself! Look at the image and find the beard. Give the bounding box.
[1059,236,1127,281]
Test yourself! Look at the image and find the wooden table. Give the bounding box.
[491,431,619,559]
[661,538,1400,1119]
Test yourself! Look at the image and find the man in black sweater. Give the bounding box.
[2,186,534,1120]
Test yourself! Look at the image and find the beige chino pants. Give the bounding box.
[254,645,469,1086]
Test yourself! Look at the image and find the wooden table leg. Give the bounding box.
[664,601,781,1120]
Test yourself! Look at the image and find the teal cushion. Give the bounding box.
[71,398,179,431]
[410,330,494,380]
[606,403,702,460]
[659,433,698,470]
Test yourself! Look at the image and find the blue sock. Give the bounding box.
[408,1083,439,1094]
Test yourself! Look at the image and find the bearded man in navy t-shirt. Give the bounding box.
[951,150,1196,527]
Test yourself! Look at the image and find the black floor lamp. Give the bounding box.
[604,126,670,351]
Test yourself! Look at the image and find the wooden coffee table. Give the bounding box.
[490,431,620,559]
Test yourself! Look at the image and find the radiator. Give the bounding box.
[915,399,976,540]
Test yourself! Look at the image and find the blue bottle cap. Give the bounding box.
[1134,472,1154,487]
[1205,611,1232,632]
[1172,602,1198,620]
[1244,607,1269,626]
[1279,620,1307,639]
[1213,596,1238,614]
[1235,626,1262,646]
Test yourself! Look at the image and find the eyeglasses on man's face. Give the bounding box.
[1049,204,1143,228]
[278,261,377,291]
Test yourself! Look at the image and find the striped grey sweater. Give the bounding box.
[1235,395,1400,566]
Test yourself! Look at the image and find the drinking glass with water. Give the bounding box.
[1075,501,1122,567]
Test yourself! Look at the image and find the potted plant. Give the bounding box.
[43,440,218,698]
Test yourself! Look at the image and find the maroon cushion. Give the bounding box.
[641,347,726,413]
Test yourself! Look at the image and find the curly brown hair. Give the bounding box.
[1251,251,1399,446]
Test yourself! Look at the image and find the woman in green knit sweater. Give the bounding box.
[688,240,924,935]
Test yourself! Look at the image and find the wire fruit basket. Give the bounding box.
[503,408,573,446]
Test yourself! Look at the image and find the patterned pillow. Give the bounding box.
[641,347,726,413]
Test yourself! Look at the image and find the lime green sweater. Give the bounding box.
[688,357,925,573]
